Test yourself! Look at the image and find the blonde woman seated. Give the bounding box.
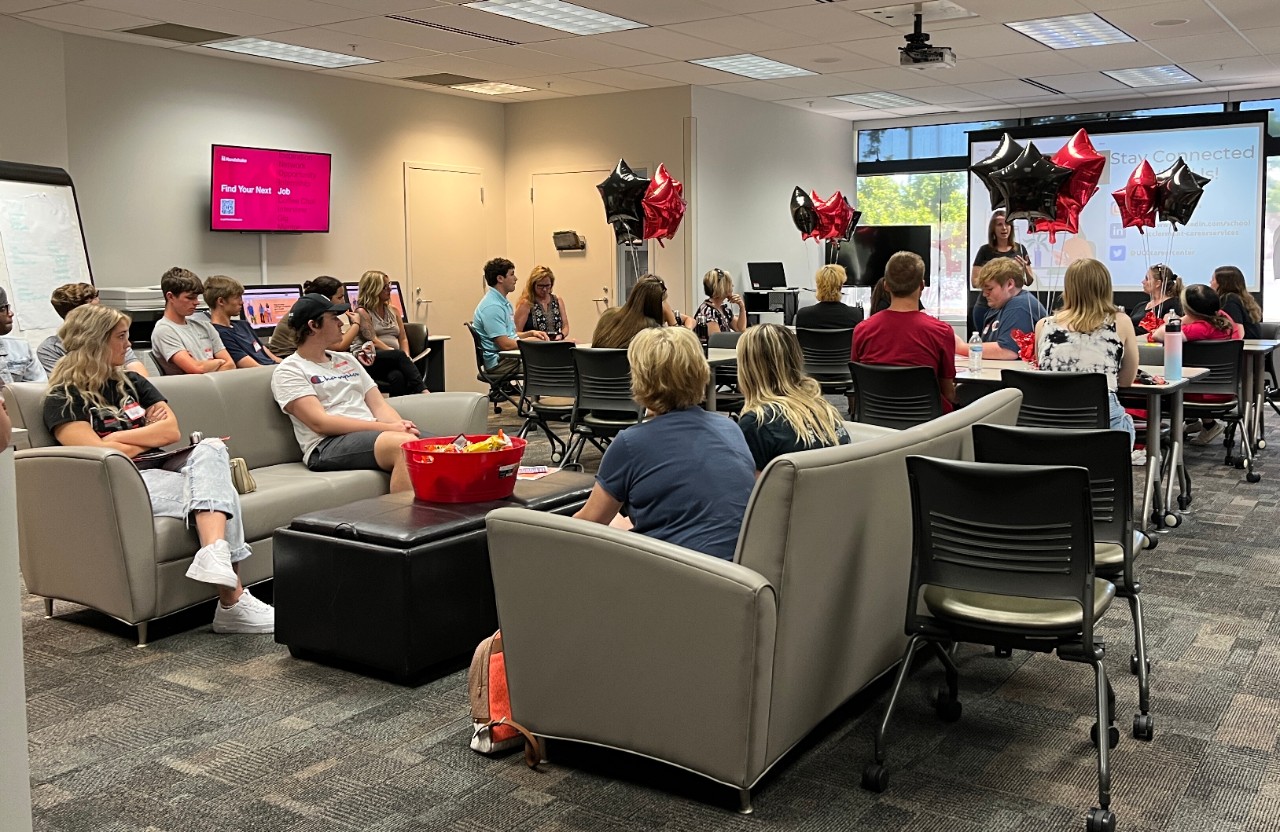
[1035,258,1138,447]
[42,304,273,634]
[693,267,747,344]
[574,326,755,560]
[795,265,861,328]
[591,275,693,350]
[352,269,427,395]
[736,323,850,471]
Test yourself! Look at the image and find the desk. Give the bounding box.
[1242,340,1279,455]
[956,359,1206,533]
[422,334,450,392]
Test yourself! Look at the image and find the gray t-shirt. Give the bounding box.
[149,317,224,374]
[38,334,140,374]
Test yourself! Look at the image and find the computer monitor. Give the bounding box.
[344,280,408,321]
[240,284,303,328]
[746,262,786,290]
[831,225,931,288]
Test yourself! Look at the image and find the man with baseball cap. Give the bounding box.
[270,292,421,491]
[0,284,48,387]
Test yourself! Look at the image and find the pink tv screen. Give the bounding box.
[210,145,331,232]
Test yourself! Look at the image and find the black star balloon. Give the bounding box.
[970,133,1024,211]
[597,159,650,243]
[988,142,1074,224]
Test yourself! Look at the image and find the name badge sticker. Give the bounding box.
[123,402,146,420]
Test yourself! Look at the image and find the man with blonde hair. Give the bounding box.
[852,251,957,411]
[963,257,1047,361]
[794,264,861,329]
[574,326,754,559]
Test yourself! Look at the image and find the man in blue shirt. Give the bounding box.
[471,257,547,375]
[0,286,47,387]
[204,275,281,368]
[973,257,1047,360]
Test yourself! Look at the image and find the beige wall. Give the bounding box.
[0,18,68,170]
[691,87,856,296]
[504,87,694,313]
[0,446,32,832]
[61,36,507,295]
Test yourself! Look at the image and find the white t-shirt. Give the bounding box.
[150,317,224,374]
[271,351,378,463]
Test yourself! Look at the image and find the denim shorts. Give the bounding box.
[307,431,381,472]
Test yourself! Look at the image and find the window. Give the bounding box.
[1026,104,1222,126]
[854,172,969,319]
[857,120,1011,164]
[1265,156,1280,319]
[1240,98,1280,137]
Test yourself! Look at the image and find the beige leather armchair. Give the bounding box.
[7,366,487,644]
[484,389,1023,810]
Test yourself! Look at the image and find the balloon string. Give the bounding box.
[1164,227,1176,273]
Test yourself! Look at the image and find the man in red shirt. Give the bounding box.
[851,251,958,411]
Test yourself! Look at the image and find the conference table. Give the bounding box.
[1241,339,1280,455]
[955,359,1206,534]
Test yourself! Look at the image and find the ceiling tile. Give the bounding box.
[980,52,1084,77]
[83,0,297,35]
[1241,26,1280,54]
[940,23,1053,57]
[528,35,666,68]
[577,0,729,26]
[19,4,157,31]
[913,59,1015,86]
[768,72,888,97]
[1174,0,1273,31]
[1180,56,1280,83]
[698,0,814,12]
[1149,31,1261,63]
[756,43,891,73]
[303,0,436,12]
[1096,0,1232,40]
[390,5,578,44]
[1061,42,1172,71]
[630,60,739,85]
[904,84,1003,105]
[193,0,367,27]
[506,73,625,96]
[326,59,435,78]
[665,15,814,52]
[452,45,602,74]
[1029,71,1129,94]
[707,79,810,101]
[592,26,735,60]
[828,65,939,90]
[961,79,1057,102]
[396,51,537,81]
[744,4,885,42]
[324,15,503,51]
[267,26,435,61]
[0,0,75,11]
[13,16,189,47]
[564,68,683,90]
[173,42,326,70]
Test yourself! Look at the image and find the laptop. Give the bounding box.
[746,262,786,290]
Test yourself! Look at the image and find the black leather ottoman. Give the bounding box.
[273,471,594,684]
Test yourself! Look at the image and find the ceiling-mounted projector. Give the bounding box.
[899,12,955,69]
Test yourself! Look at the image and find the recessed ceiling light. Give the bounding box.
[1006,13,1134,49]
[812,57,841,64]
[465,0,645,36]
[832,91,923,108]
[1103,64,1200,87]
[1152,18,1190,27]
[450,81,537,95]
[204,37,377,68]
[689,54,814,80]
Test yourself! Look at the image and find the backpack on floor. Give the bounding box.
[468,630,543,767]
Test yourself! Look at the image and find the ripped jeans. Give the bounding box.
[141,438,252,563]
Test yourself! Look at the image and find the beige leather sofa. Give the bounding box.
[5,366,487,644]
[484,388,1023,810]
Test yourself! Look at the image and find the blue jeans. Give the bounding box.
[142,438,252,563]
[1108,391,1136,450]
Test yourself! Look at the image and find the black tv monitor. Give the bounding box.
[831,225,931,288]
[746,261,786,290]
[344,280,408,322]
[240,284,303,328]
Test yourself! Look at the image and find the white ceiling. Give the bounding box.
[7,0,1280,120]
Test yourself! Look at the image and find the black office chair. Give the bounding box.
[863,456,1118,832]
[795,327,855,395]
[1258,321,1280,417]
[1001,369,1109,429]
[848,363,942,430]
[564,348,645,468]
[404,321,433,383]
[515,340,576,464]
[464,322,521,414]
[973,425,1152,742]
[707,331,744,414]
[1182,340,1256,481]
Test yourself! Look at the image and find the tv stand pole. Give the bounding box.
[259,234,268,284]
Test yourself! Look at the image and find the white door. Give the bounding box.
[531,170,618,338]
[405,165,486,393]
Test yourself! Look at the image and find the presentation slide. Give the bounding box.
[211,146,331,233]
[241,287,300,327]
[969,122,1265,291]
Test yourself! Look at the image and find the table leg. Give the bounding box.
[1163,391,1185,521]
[1141,392,1162,533]
[1251,353,1266,451]
[705,375,718,412]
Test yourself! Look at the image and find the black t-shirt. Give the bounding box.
[1129,298,1182,334]
[972,243,1028,268]
[794,301,861,330]
[43,372,166,441]
[1220,294,1261,340]
[737,405,850,471]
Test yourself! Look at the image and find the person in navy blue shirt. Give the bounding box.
[960,257,1047,361]
[574,326,755,560]
[204,275,281,368]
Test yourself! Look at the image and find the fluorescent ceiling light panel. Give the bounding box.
[465,0,645,35]
[1005,13,1134,49]
[1102,65,1200,88]
[689,54,814,80]
[450,81,537,95]
[205,37,377,68]
[832,92,923,108]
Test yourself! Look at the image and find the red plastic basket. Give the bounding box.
[402,435,528,503]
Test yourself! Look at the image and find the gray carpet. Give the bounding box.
[20,406,1280,832]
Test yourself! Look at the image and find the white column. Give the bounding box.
[0,442,33,832]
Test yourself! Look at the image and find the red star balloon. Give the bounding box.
[1033,129,1105,242]
[1112,160,1158,233]
[810,190,859,242]
[641,163,686,243]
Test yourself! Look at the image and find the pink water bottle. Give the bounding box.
[1164,318,1182,382]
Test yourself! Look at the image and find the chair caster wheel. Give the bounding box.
[1163,512,1181,528]
[1259,439,1267,450]
[492,405,502,415]
[1247,471,1262,483]
[1233,457,1246,469]
[934,688,962,723]
[1086,807,1117,832]
[550,451,563,464]
[1090,723,1120,750]
[1133,713,1154,741]
[1177,494,1192,510]
[861,763,888,793]
[1129,654,1150,676]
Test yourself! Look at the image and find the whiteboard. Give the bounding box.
[0,169,93,344]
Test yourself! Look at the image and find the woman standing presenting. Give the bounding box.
[42,304,273,634]
[1131,264,1183,337]
[971,211,1033,331]
[514,265,571,341]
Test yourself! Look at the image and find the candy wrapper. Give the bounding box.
[421,430,513,454]
[1012,329,1037,367]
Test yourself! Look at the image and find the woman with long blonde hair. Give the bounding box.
[351,269,427,395]
[1035,258,1138,448]
[44,304,273,633]
[514,265,571,341]
[736,323,849,470]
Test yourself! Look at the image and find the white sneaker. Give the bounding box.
[1131,450,1148,467]
[212,589,275,634]
[185,540,238,589]
[1190,422,1225,446]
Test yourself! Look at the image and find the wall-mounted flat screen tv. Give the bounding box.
[210,144,331,233]
[830,225,931,288]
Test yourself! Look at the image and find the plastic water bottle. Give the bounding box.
[1164,318,1182,382]
[968,332,983,373]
